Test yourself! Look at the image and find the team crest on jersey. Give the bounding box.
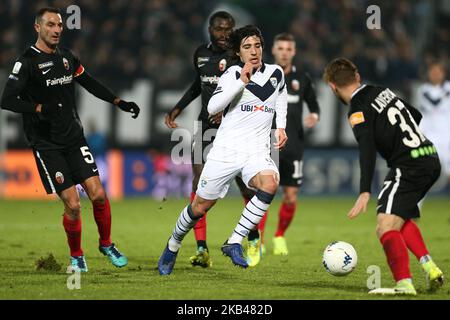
[55,172,64,184]
[200,179,207,188]
[291,79,300,91]
[62,58,69,70]
[270,77,278,88]
[219,59,227,72]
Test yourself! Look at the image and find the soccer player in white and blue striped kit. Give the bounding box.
[158,25,288,275]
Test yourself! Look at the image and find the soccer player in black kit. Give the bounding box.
[323,58,444,296]
[0,8,140,272]
[164,11,265,268]
[255,33,320,258]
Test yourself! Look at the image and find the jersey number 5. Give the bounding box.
[387,100,426,148]
[80,146,95,164]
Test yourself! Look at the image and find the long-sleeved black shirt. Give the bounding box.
[279,65,320,158]
[1,45,117,150]
[175,43,238,127]
[349,84,436,193]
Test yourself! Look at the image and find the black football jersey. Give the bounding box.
[281,66,320,157]
[176,43,238,127]
[2,45,86,150]
[349,84,437,193]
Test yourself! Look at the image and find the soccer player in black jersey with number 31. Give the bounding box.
[323,58,444,296]
[0,8,140,272]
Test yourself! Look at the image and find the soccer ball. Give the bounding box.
[322,241,357,276]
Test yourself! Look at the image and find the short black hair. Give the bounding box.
[229,25,264,53]
[35,7,61,24]
[208,11,235,27]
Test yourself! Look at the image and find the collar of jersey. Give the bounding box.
[238,61,266,73]
[350,84,367,101]
[31,45,61,55]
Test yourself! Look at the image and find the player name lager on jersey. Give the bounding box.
[207,62,287,160]
[4,45,85,150]
[349,84,436,193]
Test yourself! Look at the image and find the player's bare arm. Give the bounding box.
[165,77,202,129]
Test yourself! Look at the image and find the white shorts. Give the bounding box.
[430,136,450,175]
[196,155,279,200]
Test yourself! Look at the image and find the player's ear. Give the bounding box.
[355,72,361,83]
[34,23,40,33]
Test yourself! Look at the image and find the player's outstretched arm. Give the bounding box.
[207,67,246,115]
[165,77,201,128]
[303,74,320,128]
[75,71,140,119]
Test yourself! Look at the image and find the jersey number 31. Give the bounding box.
[388,100,426,148]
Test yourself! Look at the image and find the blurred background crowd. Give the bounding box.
[1,0,449,198]
[1,0,449,96]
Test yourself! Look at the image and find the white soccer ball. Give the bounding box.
[322,241,357,276]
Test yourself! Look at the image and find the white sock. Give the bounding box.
[228,194,270,244]
[168,205,199,252]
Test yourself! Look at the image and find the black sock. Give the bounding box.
[248,229,260,241]
[197,240,207,250]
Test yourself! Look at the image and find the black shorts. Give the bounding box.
[33,138,99,194]
[376,161,441,220]
[279,155,304,187]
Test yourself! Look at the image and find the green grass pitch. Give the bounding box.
[0,197,449,300]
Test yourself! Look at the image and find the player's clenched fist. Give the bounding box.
[165,107,182,128]
[273,128,288,150]
[240,62,256,84]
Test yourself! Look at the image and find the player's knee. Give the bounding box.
[260,178,278,194]
[66,199,81,216]
[283,196,296,205]
[90,188,106,204]
[282,191,297,205]
[375,222,395,239]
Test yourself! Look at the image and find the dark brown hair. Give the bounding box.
[323,58,359,86]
